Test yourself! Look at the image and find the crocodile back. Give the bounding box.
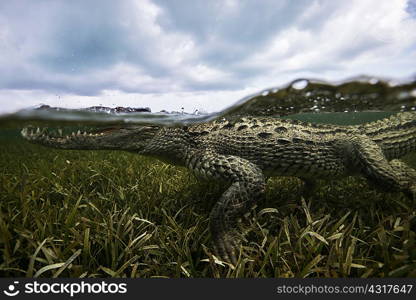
[362,112,416,159]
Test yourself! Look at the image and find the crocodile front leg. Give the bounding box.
[187,151,266,265]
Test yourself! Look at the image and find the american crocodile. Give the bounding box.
[21,112,416,265]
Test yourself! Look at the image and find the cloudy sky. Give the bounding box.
[0,0,415,114]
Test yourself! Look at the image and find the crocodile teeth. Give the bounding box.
[36,128,40,134]
[72,132,76,136]
[77,130,81,135]
[58,129,63,136]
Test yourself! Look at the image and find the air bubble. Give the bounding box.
[261,90,270,96]
[398,92,409,100]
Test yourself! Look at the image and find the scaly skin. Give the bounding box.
[21,112,416,265]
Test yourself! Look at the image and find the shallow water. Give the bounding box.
[0,76,415,130]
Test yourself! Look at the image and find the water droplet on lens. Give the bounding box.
[369,78,378,85]
[262,90,269,96]
[291,79,308,90]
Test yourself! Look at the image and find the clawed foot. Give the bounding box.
[212,231,241,266]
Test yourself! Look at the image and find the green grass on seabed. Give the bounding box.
[0,132,415,278]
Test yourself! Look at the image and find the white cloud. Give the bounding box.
[239,0,416,88]
[126,0,198,68]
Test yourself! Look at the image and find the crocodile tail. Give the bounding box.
[362,112,416,159]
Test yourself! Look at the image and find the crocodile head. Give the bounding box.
[21,125,161,151]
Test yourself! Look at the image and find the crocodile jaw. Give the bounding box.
[21,126,160,150]
[21,127,112,149]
